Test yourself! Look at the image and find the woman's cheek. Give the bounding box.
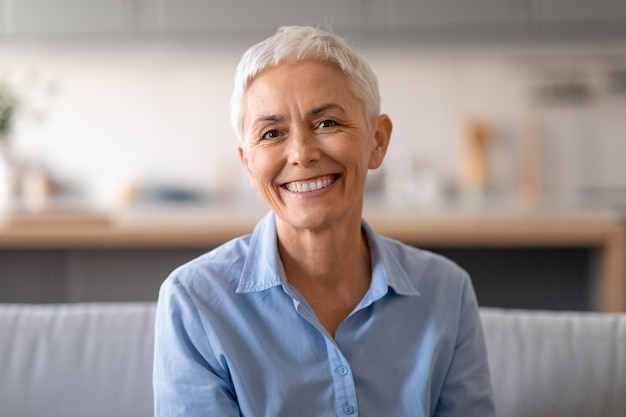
[245,147,277,188]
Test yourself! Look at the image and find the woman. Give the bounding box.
[153,26,494,417]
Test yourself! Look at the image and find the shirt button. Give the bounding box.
[343,404,355,415]
[337,365,349,376]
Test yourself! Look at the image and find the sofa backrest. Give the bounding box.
[1,303,625,417]
[481,307,626,417]
[0,302,156,417]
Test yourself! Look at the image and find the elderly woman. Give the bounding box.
[153,26,494,417]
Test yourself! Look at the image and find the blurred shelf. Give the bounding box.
[0,204,622,248]
[0,204,623,311]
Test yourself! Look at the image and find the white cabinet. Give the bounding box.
[364,0,626,42]
[3,0,362,40]
[388,0,526,29]
[0,4,5,34]
[138,0,362,36]
[8,0,133,35]
[530,0,626,23]
[1,0,625,43]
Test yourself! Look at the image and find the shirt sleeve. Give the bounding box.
[434,273,496,417]
[153,276,241,417]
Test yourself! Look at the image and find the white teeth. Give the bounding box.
[286,176,335,193]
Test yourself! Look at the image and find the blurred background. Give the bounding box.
[0,0,625,310]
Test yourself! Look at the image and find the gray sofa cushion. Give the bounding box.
[481,307,626,417]
[1,303,625,417]
[0,302,156,417]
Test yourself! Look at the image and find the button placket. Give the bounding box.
[326,333,358,417]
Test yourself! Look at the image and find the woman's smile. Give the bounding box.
[282,174,339,194]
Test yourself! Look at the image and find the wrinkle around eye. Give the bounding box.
[261,129,283,141]
[318,119,340,129]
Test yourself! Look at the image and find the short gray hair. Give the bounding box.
[230,26,381,143]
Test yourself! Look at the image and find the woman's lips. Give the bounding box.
[282,174,338,193]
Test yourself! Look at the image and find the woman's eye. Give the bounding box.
[318,119,339,129]
[261,129,281,141]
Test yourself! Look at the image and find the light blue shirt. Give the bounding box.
[153,211,494,417]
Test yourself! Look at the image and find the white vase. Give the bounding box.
[0,137,15,213]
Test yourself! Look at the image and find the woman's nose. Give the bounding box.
[287,128,320,166]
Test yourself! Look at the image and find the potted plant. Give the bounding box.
[0,81,18,140]
[0,81,19,211]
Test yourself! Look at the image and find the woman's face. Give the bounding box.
[239,59,391,232]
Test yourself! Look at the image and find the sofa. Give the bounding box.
[1,302,625,417]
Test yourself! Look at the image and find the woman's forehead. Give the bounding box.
[245,60,352,101]
[243,65,360,120]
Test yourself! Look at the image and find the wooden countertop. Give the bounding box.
[0,205,623,249]
[0,204,624,311]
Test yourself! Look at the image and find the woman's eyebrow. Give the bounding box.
[308,103,347,117]
[252,114,285,127]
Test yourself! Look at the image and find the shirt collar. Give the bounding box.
[362,220,421,297]
[236,211,285,293]
[236,211,420,298]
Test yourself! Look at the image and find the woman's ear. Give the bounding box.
[238,146,247,168]
[238,146,257,189]
[368,114,393,169]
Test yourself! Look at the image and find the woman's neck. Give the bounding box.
[276,215,372,336]
[277,215,368,281]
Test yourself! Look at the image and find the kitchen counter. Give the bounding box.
[0,204,622,246]
[0,205,624,311]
